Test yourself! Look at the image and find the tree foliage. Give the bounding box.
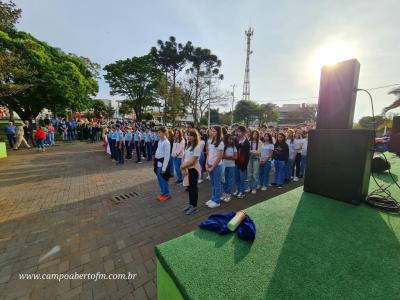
[103,55,163,121]
[383,87,400,113]
[0,30,99,120]
[0,0,21,33]
[358,115,386,130]
[285,105,317,124]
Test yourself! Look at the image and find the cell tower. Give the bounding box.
[242,27,253,100]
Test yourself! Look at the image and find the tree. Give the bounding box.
[103,106,115,120]
[234,100,259,126]
[103,55,163,121]
[383,87,400,113]
[150,37,192,120]
[0,30,99,121]
[118,100,135,117]
[0,0,21,33]
[358,115,385,130]
[258,103,280,126]
[186,47,223,126]
[156,76,190,125]
[285,105,317,124]
[90,99,107,119]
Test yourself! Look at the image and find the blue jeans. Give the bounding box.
[285,159,294,180]
[246,158,260,190]
[300,155,307,176]
[199,152,205,179]
[209,164,222,203]
[235,167,246,193]
[174,157,183,182]
[109,139,116,160]
[274,160,286,186]
[259,160,272,187]
[156,167,170,196]
[36,139,44,149]
[224,166,235,194]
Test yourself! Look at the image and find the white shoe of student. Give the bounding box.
[198,179,204,184]
[293,177,299,182]
[205,199,212,205]
[244,188,251,193]
[223,195,231,203]
[207,201,220,208]
[261,186,268,191]
[257,185,261,190]
[233,190,239,197]
[251,189,257,194]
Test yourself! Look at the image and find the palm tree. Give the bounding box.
[383,87,400,113]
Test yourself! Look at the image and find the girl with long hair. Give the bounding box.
[246,130,261,194]
[205,125,224,208]
[285,129,296,182]
[222,134,237,202]
[172,129,185,184]
[181,129,201,215]
[272,132,289,189]
[259,133,274,190]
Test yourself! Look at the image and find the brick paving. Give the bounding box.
[0,142,303,300]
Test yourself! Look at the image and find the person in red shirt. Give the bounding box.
[34,126,46,151]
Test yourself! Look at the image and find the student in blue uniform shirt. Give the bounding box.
[109,126,117,162]
[124,127,133,160]
[115,125,125,165]
[140,127,146,160]
[133,128,142,163]
[145,128,153,161]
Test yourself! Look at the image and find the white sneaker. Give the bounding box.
[237,192,245,199]
[198,179,204,184]
[244,188,251,193]
[207,201,220,208]
[257,185,261,190]
[205,199,212,205]
[221,192,227,199]
[223,195,231,203]
[206,175,210,180]
[293,177,299,182]
[261,186,267,191]
[233,190,239,197]
[251,189,256,194]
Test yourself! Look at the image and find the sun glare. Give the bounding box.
[313,42,357,76]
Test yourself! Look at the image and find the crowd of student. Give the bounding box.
[103,122,309,215]
[3,117,104,152]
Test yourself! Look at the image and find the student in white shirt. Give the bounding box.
[221,134,237,202]
[181,129,201,215]
[259,133,274,190]
[246,130,261,194]
[300,131,308,177]
[285,129,296,182]
[155,126,171,201]
[205,125,224,208]
[172,129,185,184]
[293,131,303,181]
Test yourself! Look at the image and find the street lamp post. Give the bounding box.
[230,84,236,126]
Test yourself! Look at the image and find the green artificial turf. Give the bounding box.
[156,154,400,299]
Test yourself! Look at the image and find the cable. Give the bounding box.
[356,88,400,213]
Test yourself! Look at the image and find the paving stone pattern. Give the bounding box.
[0,142,302,299]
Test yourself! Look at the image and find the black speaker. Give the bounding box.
[392,116,400,134]
[316,59,360,129]
[304,129,374,205]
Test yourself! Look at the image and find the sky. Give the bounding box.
[13,0,400,121]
